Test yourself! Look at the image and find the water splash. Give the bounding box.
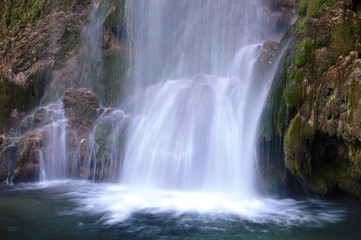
[64,183,346,227]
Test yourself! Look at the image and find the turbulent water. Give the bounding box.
[2,181,361,240]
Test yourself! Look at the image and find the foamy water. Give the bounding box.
[27,181,343,227]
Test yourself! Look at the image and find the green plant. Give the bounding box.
[284,86,302,108]
[302,40,314,57]
[298,0,308,17]
[295,54,306,67]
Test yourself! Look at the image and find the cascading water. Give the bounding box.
[34,104,70,180]
[121,0,274,197]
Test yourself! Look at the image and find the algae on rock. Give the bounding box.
[263,0,361,199]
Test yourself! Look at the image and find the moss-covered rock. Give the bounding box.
[263,0,361,200]
[284,114,315,177]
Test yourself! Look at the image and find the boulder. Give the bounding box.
[13,131,43,182]
[62,88,100,136]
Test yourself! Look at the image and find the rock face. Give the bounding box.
[0,0,128,133]
[0,0,92,133]
[14,132,42,182]
[262,0,361,199]
[0,0,90,86]
[0,0,128,183]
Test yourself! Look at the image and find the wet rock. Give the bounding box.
[62,88,100,136]
[259,40,279,65]
[92,109,127,181]
[267,0,298,34]
[265,1,361,200]
[13,131,43,182]
[0,145,17,183]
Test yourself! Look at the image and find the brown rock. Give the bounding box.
[13,131,44,182]
[62,88,100,137]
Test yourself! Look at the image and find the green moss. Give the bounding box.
[302,40,314,57]
[295,54,306,67]
[332,25,356,55]
[1,0,50,36]
[95,47,128,106]
[290,69,302,83]
[296,0,336,28]
[302,0,335,18]
[259,60,290,139]
[295,40,314,66]
[298,0,308,17]
[284,86,302,108]
[284,116,315,178]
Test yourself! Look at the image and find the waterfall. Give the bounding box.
[31,0,283,192]
[121,0,275,196]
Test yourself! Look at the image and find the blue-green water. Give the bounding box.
[1,181,360,240]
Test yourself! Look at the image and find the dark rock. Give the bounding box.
[267,0,298,35]
[0,145,17,183]
[13,131,43,182]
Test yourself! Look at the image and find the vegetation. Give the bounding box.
[1,0,47,36]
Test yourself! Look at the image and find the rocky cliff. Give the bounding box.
[0,0,127,183]
[261,0,361,200]
[0,0,127,133]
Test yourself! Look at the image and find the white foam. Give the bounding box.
[61,183,346,226]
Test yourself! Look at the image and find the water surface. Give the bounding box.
[1,181,360,239]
